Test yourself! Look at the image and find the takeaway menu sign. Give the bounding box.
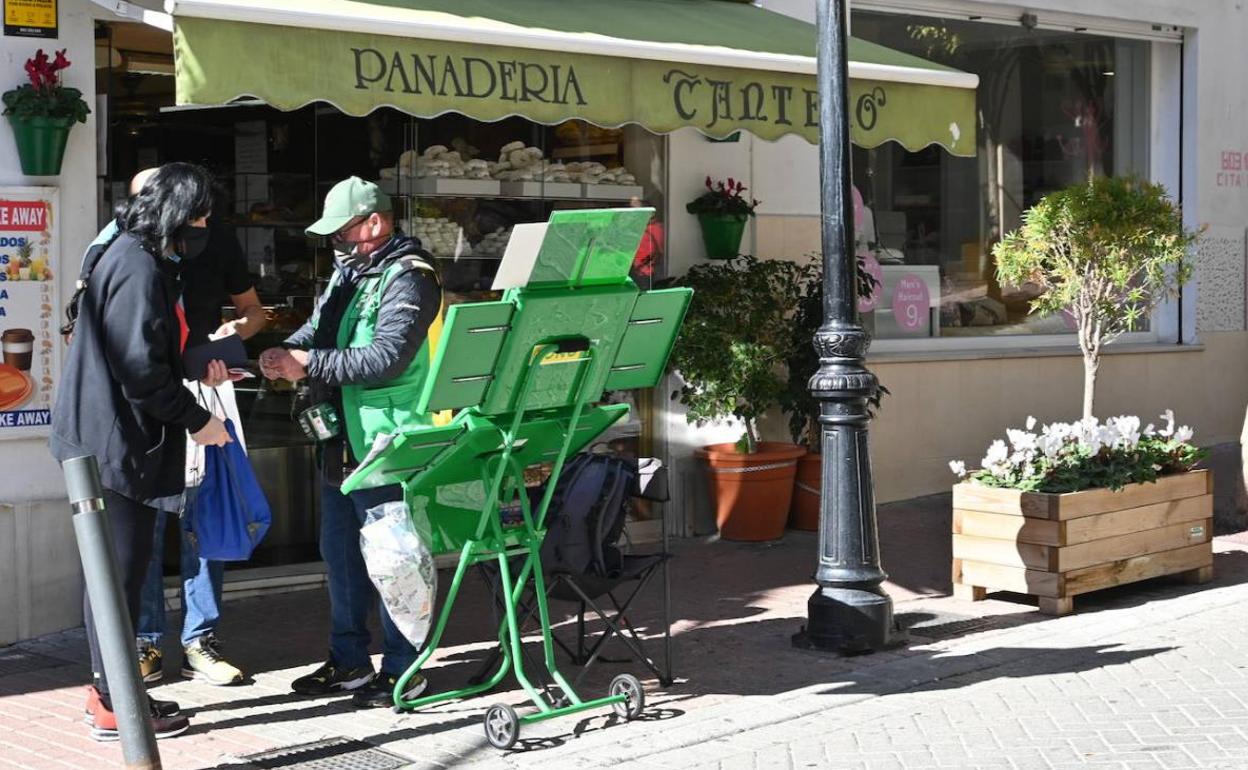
[0,188,60,437]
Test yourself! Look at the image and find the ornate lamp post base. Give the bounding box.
[795,586,899,653]
[792,326,902,655]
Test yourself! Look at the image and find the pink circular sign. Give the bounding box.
[857,252,883,313]
[891,274,930,333]
[852,185,865,230]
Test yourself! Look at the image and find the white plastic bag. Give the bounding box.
[360,500,437,648]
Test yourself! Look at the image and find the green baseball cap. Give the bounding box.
[306,176,392,236]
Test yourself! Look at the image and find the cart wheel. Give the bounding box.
[609,674,645,720]
[484,703,520,750]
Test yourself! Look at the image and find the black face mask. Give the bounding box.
[176,224,211,261]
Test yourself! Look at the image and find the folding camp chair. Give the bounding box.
[342,208,691,750]
[469,455,674,692]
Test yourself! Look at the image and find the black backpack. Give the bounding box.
[539,453,635,578]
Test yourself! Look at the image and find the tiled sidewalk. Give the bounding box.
[2,529,1246,770]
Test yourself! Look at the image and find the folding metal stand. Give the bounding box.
[341,208,691,749]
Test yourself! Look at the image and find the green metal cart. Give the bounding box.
[341,208,691,749]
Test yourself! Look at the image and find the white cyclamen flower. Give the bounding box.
[1038,434,1064,460]
[949,460,967,477]
[1007,428,1038,453]
[1174,426,1194,444]
[1026,416,1037,430]
[1159,409,1176,438]
[983,440,1009,467]
[1111,416,1142,449]
[982,440,1013,476]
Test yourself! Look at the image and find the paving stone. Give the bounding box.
[5,537,1248,769]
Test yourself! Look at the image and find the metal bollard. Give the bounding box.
[64,456,161,770]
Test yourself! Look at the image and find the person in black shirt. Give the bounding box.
[132,185,266,688]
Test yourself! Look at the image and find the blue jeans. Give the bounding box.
[321,481,417,677]
[136,510,224,648]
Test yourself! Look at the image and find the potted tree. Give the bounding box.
[686,176,759,260]
[783,254,884,531]
[668,255,806,541]
[993,175,1198,419]
[950,176,1208,615]
[3,49,90,176]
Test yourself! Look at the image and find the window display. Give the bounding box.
[850,11,1153,339]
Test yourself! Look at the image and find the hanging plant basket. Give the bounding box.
[697,213,747,260]
[8,115,74,176]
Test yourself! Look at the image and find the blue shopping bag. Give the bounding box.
[183,419,272,561]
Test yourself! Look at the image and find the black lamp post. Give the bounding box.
[794,0,898,654]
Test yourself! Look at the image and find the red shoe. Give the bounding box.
[85,686,189,741]
[84,686,181,725]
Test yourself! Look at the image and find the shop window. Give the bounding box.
[98,25,671,564]
[850,12,1154,341]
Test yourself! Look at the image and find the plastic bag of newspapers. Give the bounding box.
[361,500,437,647]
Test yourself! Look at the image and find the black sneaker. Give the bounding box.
[352,673,428,709]
[291,660,374,695]
[87,689,189,741]
[84,687,180,726]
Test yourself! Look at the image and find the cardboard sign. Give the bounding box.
[890,273,930,334]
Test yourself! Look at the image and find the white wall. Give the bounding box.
[0,0,98,505]
[0,0,98,643]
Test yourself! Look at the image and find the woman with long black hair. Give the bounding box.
[50,162,231,740]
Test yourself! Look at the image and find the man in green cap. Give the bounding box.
[259,176,443,708]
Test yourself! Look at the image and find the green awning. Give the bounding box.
[167,0,978,156]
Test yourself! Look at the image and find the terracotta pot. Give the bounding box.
[696,442,806,541]
[788,452,821,531]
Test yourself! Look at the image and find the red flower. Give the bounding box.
[22,49,70,91]
[704,175,713,190]
[24,59,42,90]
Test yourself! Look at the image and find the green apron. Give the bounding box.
[315,258,445,462]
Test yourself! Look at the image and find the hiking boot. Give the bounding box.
[137,640,162,683]
[85,687,181,726]
[291,660,374,695]
[352,673,428,709]
[181,633,244,686]
[86,687,189,741]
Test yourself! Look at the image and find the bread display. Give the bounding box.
[386,141,638,186]
[409,215,464,258]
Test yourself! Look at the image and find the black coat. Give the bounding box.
[49,232,211,505]
[284,232,441,394]
[284,232,441,480]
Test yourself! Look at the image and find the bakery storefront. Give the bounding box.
[98,0,976,572]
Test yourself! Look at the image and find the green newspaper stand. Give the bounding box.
[341,207,691,749]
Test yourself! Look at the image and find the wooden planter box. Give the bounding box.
[952,470,1213,615]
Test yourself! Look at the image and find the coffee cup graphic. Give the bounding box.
[2,329,35,371]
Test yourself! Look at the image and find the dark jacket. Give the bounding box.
[284,231,441,477]
[50,232,212,505]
